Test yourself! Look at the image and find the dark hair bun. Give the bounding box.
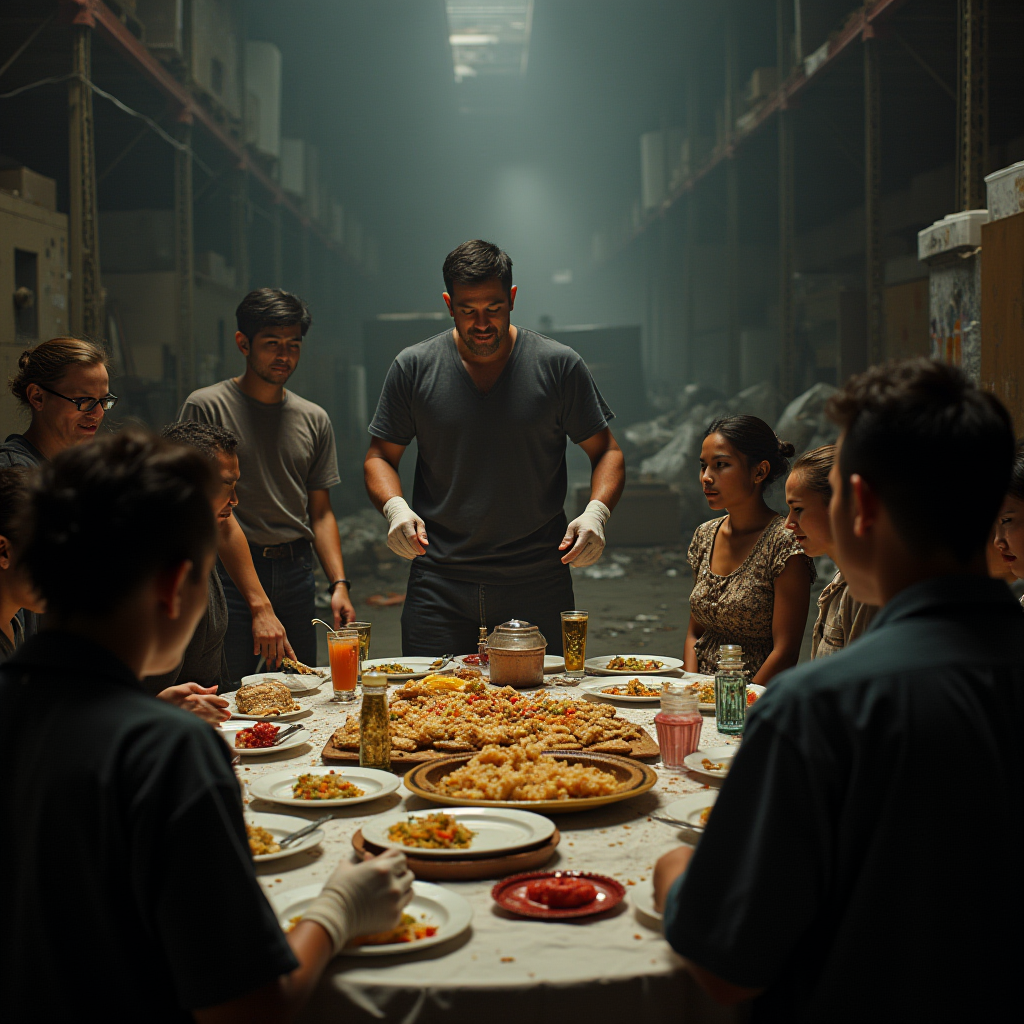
[778,440,796,458]
[17,350,32,372]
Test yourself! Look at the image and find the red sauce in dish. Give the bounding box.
[463,653,489,666]
[525,878,597,908]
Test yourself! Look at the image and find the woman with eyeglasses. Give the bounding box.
[0,336,116,469]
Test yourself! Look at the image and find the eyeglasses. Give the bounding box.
[38,385,118,412]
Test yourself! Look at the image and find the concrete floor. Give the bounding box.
[321,545,825,665]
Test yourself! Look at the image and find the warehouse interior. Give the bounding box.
[1,0,1023,530]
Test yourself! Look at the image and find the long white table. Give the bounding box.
[234,678,741,1024]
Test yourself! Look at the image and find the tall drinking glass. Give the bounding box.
[327,628,360,702]
[350,621,372,677]
[561,610,589,679]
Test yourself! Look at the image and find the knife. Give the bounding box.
[279,814,333,848]
[649,813,705,832]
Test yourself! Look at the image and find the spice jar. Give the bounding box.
[359,672,391,771]
[485,620,547,688]
[655,682,703,768]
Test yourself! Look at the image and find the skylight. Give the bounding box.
[445,1,534,83]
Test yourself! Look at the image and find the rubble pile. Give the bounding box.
[624,379,840,537]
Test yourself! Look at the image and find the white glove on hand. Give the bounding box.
[383,497,428,560]
[559,499,611,567]
[301,849,414,956]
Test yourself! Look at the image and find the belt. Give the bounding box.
[252,539,310,560]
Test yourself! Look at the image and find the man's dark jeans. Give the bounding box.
[401,561,575,657]
[218,541,317,685]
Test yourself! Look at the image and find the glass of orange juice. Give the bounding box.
[327,628,360,702]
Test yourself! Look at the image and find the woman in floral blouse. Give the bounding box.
[685,416,814,683]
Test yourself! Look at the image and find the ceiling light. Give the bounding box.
[449,34,499,46]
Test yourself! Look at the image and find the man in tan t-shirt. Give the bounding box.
[180,288,354,680]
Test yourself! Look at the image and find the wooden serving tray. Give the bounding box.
[403,751,659,814]
[352,829,560,881]
[321,729,658,768]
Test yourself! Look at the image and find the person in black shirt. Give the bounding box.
[655,359,1022,1023]
[365,239,625,654]
[0,467,43,662]
[1,429,413,1023]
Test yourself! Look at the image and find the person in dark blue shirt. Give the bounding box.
[655,359,1023,1024]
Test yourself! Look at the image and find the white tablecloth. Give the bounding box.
[235,680,742,1024]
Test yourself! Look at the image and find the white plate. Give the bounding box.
[245,811,325,862]
[579,675,677,703]
[362,806,556,858]
[663,790,719,829]
[241,670,326,694]
[682,746,737,779]
[632,885,663,930]
[271,880,472,956]
[684,678,765,712]
[228,692,307,723]
[584,654,685,675]
[362,657,441,681]
[218,723,312,756]
[249,767,400,808]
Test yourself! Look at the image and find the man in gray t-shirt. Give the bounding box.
[181,288,355,678]
[365,240,625,656]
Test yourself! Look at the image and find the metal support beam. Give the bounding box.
[726,157,741,394]
[231,168,250,294]
[272,204,284,287]
[68,20,102,339]
[301,223,311,298]
[174,117,195,406]
[956,0,988,210]
[864,29,884,369]
[777,0,796,400]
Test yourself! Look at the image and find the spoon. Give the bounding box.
[311,618,333,631]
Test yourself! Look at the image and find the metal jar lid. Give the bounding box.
[485,619,547,652]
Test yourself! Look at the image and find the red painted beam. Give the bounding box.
[616,0,913,255]
[86,0,332,246]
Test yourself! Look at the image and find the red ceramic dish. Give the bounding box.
[491,870,625,919]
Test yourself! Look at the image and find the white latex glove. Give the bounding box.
[383,496,428,560]
[559,499,611,567]
[301,849,414,956]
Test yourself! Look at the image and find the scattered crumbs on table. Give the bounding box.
[275,878,282,883]
[244,767,251,772]
[622,824,631,829]
[626,880,635,886]
[639,876,647,882]
[568,841,574,846]
[633,934,642,940]
[608,843,616,847]
[528,973,535,979]
[500,957,515,963]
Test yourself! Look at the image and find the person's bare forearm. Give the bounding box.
[578,430,625,512]
[364,453,404,513]
[751,641,801,685]
[311,507,345,582]
[589,445,625,510]
[218,516,272,614]
[684,614,703,673]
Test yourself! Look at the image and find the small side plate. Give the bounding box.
[492,870,625,919]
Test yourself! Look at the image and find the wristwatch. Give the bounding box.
[328,578,351,595]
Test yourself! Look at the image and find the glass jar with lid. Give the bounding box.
[485,620,547,688]
[655,681,703,768]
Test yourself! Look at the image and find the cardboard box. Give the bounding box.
[0,167,57,212]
